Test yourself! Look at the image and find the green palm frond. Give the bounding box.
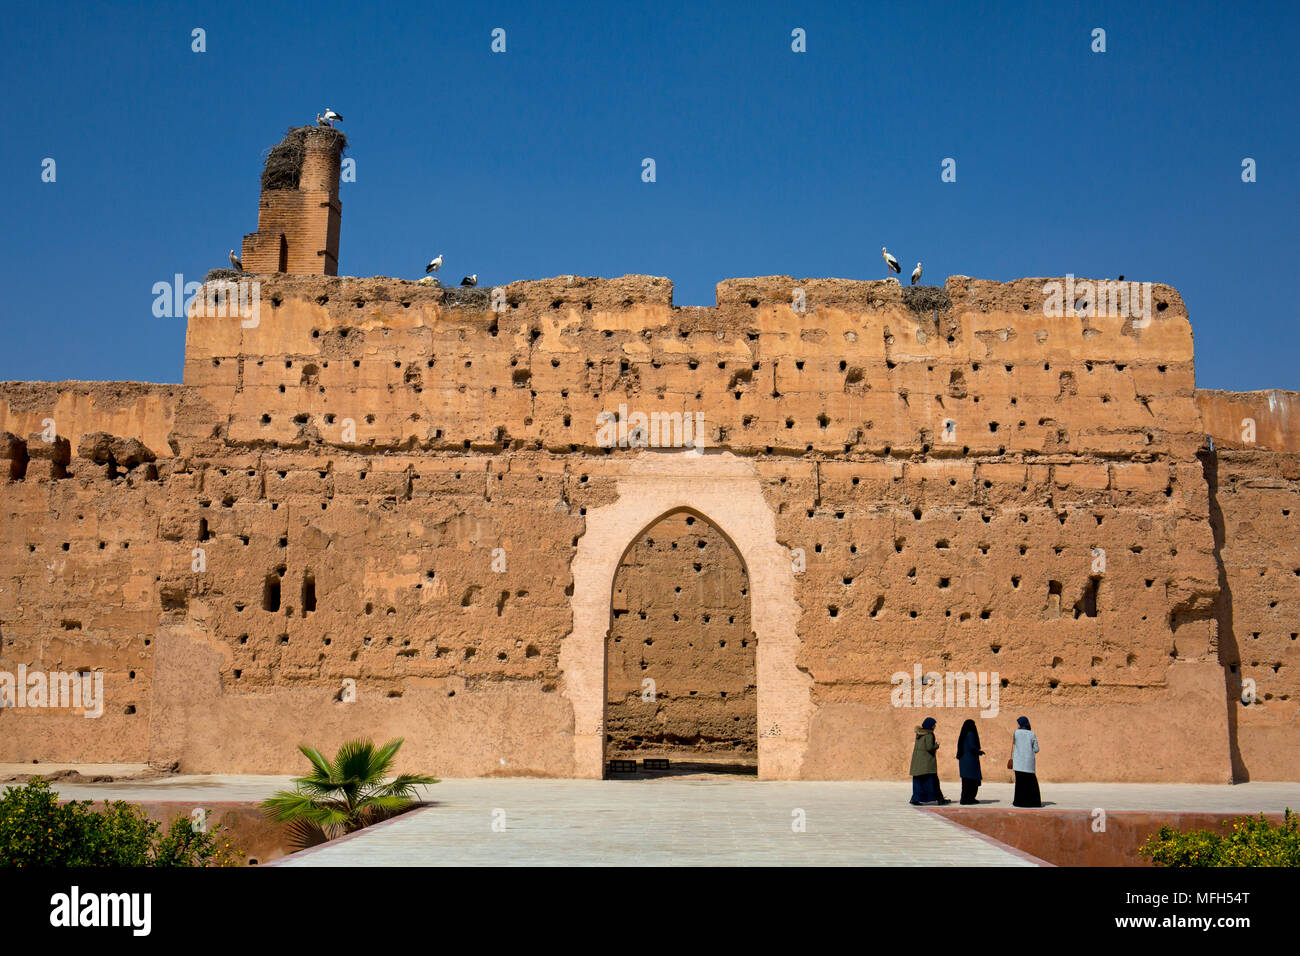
[298,744,335,779]
[378,773,440,797]
[360,794,416,813]
[369,737,406,774]
[261,791,321,821]
[259,736,435,841]
[292,777,349,796]
[330,737,401,784]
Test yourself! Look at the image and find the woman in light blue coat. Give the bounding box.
[1010,716,1041,808]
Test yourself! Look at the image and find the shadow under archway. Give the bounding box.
[604,508,757,776]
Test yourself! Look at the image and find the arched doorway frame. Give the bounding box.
[559,452,811,779]
[604,505,756,769]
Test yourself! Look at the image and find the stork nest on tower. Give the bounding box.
[260,125,348,191]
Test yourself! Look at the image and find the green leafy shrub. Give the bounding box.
[0,778,239,867]
[262,736,437,847]
[1139,809,1300,867]
[152,813,241,867]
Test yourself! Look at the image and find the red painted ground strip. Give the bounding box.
[919,806,1055,867]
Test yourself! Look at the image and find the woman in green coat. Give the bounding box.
[908,717,950,805]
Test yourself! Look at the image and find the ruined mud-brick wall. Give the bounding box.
[607,511,755,761]
[1197,390,1300,781]
[0,273,1264,781]
[0,383,181,762]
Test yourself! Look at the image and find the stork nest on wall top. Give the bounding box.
[260,125,348,191]
[901,285,952,314]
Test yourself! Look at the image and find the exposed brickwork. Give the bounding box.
[241,127,342,276]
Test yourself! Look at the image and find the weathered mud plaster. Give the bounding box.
[2,271,1295,781]
[561,450,812,778]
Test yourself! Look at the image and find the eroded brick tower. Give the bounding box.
[240,126,344,275]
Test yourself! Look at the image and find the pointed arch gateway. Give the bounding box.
[559,453,812,778]
[606,508,756,768]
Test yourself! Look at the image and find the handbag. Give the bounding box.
[1006,758,1014,770]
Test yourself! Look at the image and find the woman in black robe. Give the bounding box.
[955,718,984,804]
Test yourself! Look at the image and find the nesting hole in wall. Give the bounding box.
[1073,576,1100,619]
[263,573,281,612]
[302,572,316,615]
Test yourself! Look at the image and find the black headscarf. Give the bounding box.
[956,718,979,757]
[1016,716,1031,730]
[921,716,936,730]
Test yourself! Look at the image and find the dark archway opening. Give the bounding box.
[604,510,757,778]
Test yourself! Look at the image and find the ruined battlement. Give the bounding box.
[0,381,180,469]
[176,272,1200,464]
[187,270,1189,324]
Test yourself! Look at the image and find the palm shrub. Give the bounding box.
[261,737,437,846]
[1139,809,1299,867]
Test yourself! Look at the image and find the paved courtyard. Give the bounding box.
[274,778,1040,866]
[37,773,1299,866]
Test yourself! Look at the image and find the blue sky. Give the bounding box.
[1,0,1295,389]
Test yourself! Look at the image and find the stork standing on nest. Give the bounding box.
[911,262,922,285]
[881,247,901,280]
[426,254,443,275]
[229,249,243,272]
[317,109,342,128]
[461,274,478,287]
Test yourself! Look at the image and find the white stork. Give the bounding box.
[461,274,478,287]
[321,109,342,128]
[426,254,443,274]
[911,262,922,285]
[881,247,901,279]
[229,249,243,272]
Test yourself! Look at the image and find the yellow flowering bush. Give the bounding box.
[0,778,240,867]
[1139,808,1299,867]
